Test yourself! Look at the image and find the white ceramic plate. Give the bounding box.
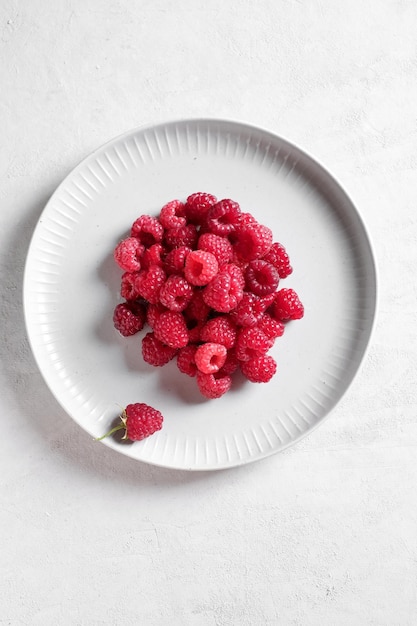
[24,119,377,470]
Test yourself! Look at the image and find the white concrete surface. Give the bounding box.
[1,0,416,624]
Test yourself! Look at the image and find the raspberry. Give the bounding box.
[233,222,273,262]
[257,314,285,339]
[218,348,239,376]
[206,199,241,236]
[159,274,193,312]
[177,345,198,377]
[142,331,177,366]
[240,355,277,383]
[113,302,146,336]
[272,288,304,321]
[97,403,163,442]
[184,290,210,324]
[146,302,165,329]
[120,271,141,301]
[203,263,244,313]
[245,259,279,296]
[235,327,273,362]
[262,242,293,278]
[113,237,144,272]
[141,243,165,269]
[185,192,217,224]
[196,372,232,399]
[239,212,258,226]
[164,224,198,249]
[231,292,270,327]
[200,316,237,349]
[136,265,166,304]
[185,319,204,344]
[154,310,189,348]
[195,343,227,374]
[159,199,187,229]
[197,232,233,266]
[131,215,164,247]
[164,246,192,275]
[184,250,219,286]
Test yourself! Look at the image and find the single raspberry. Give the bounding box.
[185,192,217,224]
[113,237,144,272]
[120,271,141,301]
[96,403,163,442]
[235,327,273,362]
[141,243,165,269]
[230,292,270,327]
[159,274,193,312]
[164,224,198,249]
[164,246,192,275]
[203,263,244,313]
[136,265,166,304]
[205,199,241,236]
[238,212,258,226]
[131,215,164,247]
[272,288,304,321]
[196,372,232,399]
[159,199,187,229]
[200,316,237,349]
[256,313,285,339]
[197,232,233,266]
[245,259,279,296]
[262,242,293,278]
[184,290,211,325]
[233,222,273,262]
[142,332,177,366]
[177,345,198,377]
[146,302,166,329]
[113,302,146,336]
[154,310,189,348]
[240,355,277,383]
[184,250,219,286]
[218,348,239,376]
[195,343,227,374]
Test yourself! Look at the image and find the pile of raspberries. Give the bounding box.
[112,192,304,399]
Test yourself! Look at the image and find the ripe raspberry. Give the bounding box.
[206,199,241,236]
[177,345,198,377]
[154,310,189,348]
[113,302,146,336]
[131,215,164,247]
[159,274,193,312]
[96,403,163,442]
[262,242,293,278]
[184,290,211,324]
[196,372,232,399]
[159,199,187,229]
[257,313,285,339]
[184,250,219,286]
[218,348,239,376]
[239,212,258,226]
[114,237,144,272]
[141,243,165,269]
[164,224,198,249]
[164,246,192,275]
[142,332,177,366]
[185,192,217,224]
[120,271,141,301]
[233,222,273,262]
[198,232,233,266]
[146,302,165,329]
[136,265,166,304]
[185,319,205,344]
[240,355,277,383]
[272,288,304,321]
[195,343,227,374]
[245,259,279,296]
[200,316,237,349]
[231,292,270,327]
[235,327,273,362]
[203,263,244,313]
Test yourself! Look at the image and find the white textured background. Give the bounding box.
[1,1,416,624]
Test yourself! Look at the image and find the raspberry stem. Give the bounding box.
[95,424,125,441]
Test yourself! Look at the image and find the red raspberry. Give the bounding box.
[184,250,219,286]
[97,403,163,442]
[239,212,258,226]
[206,199,241,236]
[203,263,244,313]
[195,343,227,374]
[235,327,273,362]
[141,243,165,269]
[200,316,237,349]
[262,242,293,278]
[198,232,233,266]
[142,332,177,366]
[245,259,279,296]
[240,355,277,383]
[154,310,189,348]
[185,192,217,224]
[120,271,141,301]
[218,348,239,376]
[131,215,164,247]
[185,319,205,344]
[164,224,198,249]
[136,265,166,304]
[230,292,270,327]
[164,246,192,275]
[113,302,146,336]
[196,372,232,399]
[233,222,273,262]
[177,345,198,377]
[159,274,193,312]
[146,302,165,329]
[114,237,144,272]
[159,199,187,229]
[272,288,304,321]
[184,290,211,324]
[257,313,285,339]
